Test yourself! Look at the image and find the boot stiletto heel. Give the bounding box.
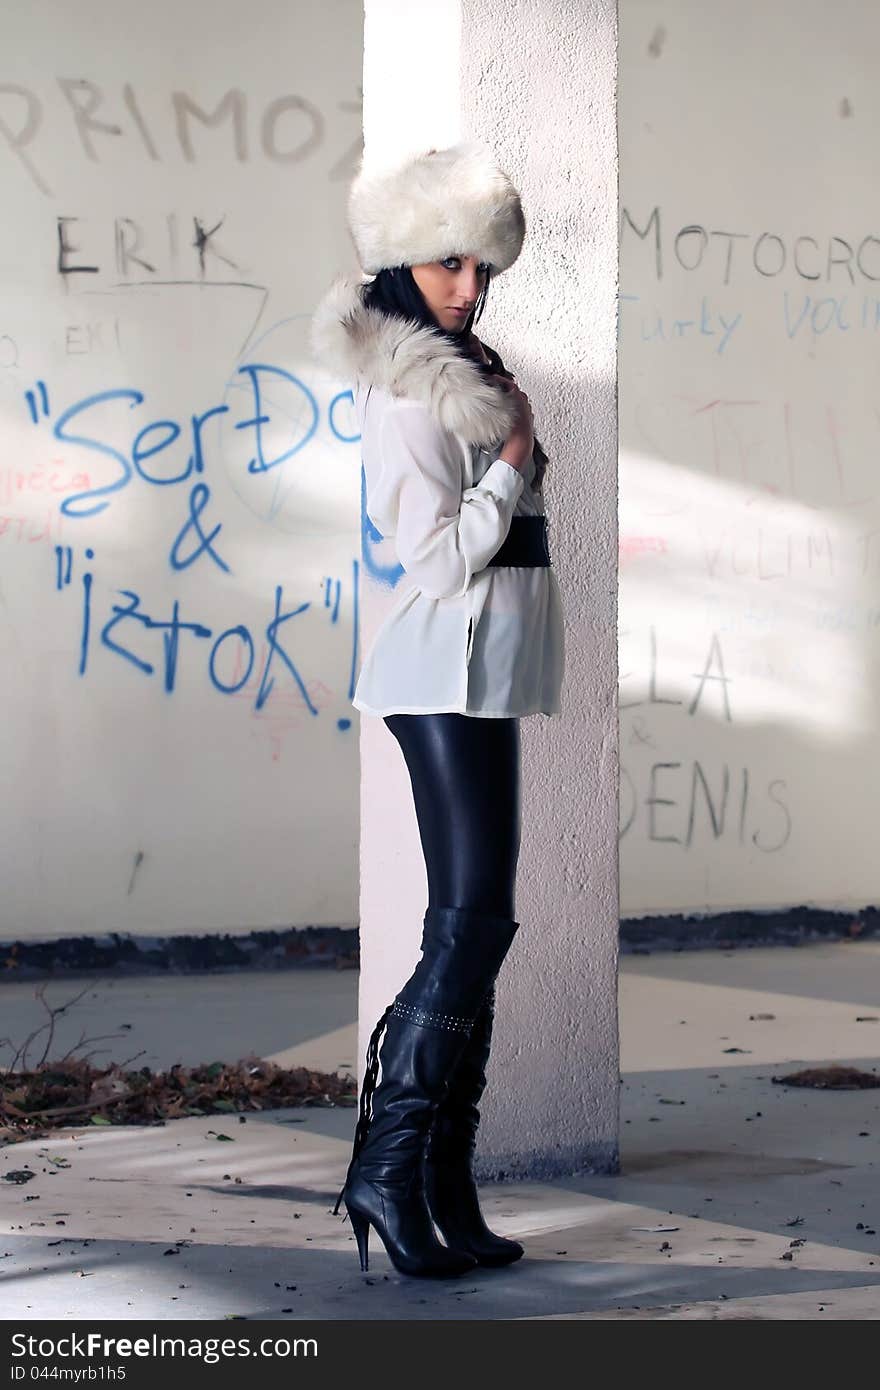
[347,1204,370,1272]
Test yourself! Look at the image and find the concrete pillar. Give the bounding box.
[358,0,620,1179]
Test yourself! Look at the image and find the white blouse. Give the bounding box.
[351,379,565,719]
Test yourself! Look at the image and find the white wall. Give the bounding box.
[0,0,364,939]
[619,1,880,917]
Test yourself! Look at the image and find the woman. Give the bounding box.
[310,141,565,1278]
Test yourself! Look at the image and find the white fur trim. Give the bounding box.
[309,271,517,448]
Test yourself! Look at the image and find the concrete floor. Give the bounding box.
[2,940,880,1320]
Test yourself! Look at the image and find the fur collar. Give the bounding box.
[309,272,517,447]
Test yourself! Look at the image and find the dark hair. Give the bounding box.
[361,263,492,363]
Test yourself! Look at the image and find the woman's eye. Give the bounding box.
[443,258,489,274]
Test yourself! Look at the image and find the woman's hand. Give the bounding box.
[492,374,534,473]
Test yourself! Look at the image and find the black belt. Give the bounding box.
[486,515,552,567]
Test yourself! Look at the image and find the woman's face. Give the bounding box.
[410,254,489,334]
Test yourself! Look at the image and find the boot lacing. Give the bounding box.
[332,1001,393,1216]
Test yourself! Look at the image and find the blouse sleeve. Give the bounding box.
[375,400,524,600]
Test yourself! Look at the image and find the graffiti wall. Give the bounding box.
[619,1,880,916]
[0,0,366,938]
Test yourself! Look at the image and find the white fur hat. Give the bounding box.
[346,140,526,276]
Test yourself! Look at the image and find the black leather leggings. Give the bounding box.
[383,713,521,920]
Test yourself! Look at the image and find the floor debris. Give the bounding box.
[772,1065,880,1090]
[1,1055,357,1145]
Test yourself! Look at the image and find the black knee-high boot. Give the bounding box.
[333,905,519,1278]
[424,985,524,1266]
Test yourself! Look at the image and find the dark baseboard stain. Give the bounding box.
[2,905,877,980]
[0,926,359,980]
[620,904,880,952]
[474,1140,620,1182]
